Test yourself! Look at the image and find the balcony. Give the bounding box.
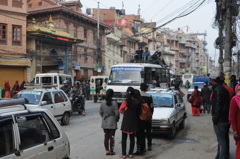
[196,58,199,61]
[170,47,179,51]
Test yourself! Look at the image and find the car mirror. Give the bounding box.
[41,101,47,105]
[176,103,181,107]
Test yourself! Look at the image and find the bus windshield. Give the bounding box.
[108,67,142,85]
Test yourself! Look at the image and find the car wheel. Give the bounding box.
[94,95,97,103]
[168,123,176,139]
[179,119,185,129]
[61,112,70,125]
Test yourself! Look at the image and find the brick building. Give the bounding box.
[0,0,31,88]
[27,0,109,80]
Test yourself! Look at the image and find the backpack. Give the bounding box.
[139,102,152,121]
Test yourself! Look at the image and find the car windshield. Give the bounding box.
[148,93,173,107]
[108,67,142,85]
[13,91,43,105]
[190,83,204,89]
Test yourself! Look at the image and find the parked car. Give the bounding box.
[187,82,205,100]
[0,98,70,159]
[13,87,72,125]
[147,88,187,138]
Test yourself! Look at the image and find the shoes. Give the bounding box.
[106,151,110,155]
[128,155,133,158]
[119,155,127,158]
[109,152,115,155]
[148,147,152,151]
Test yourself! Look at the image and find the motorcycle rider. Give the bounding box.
[71,81,86,116]
[60,80,71,96]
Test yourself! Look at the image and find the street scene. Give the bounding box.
[63,88,236,159]
[1,0,240,159]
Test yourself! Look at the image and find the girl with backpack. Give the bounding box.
[119,87,139,158]
[189,86,202,116]
[99,89,119,156]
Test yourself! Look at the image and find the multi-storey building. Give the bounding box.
[27,0,109,80]
[0,0,31,88]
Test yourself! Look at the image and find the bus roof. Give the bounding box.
[35,73,72,77]
[111,63,164,68]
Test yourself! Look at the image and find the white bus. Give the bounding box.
[182,73,194,86]
[106,63,170,103]
[34,73,73,89]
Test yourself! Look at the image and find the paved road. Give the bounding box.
[62,88,236,159]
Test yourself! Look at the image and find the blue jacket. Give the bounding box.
[142,50,150,57]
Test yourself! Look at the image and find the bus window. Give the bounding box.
[42,77,51,83]
[54,76,57,84]
[36,77,39,84]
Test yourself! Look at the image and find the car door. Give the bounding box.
[15,113,57,159]
[41,113,70,159]
[0,116,19,159]
[176,93,185,120]
[52,91,65,117]
[41,92,55,116]
[60,91,71,110]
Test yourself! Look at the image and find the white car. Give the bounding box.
[13,88,72,125]
[147,88,187,138]
[0,99,70,159]
[187,82,204,99]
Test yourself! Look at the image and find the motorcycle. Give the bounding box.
[69,93,83,114]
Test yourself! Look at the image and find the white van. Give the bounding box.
[90,76,108,103]
[34,73,73,89]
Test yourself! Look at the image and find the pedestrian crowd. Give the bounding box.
[2,80,26,98]
[99,83,154,158]
[187,71,240,159]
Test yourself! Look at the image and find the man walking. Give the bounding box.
[140,83,154,151]
[201,83,211,113]
[210,71,231,159]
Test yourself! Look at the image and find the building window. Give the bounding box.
[74,26,78,38]
[84,29,87,41]
[28,3,32,8]
[74,46,77,54]
[38,2,42,6]
[93,32,96,42]
[12,0,22,8]
[12,25,21,46]
[84,49,87,63]
[0,0,8,5]
[0,24,7,45]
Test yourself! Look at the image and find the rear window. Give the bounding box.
[148,93,173,107]
[13,91,43,105]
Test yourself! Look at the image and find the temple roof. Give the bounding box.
[27,17,83,43]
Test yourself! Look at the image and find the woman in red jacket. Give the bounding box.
[4,80,11,98]
[229,83,240,159]
[189,86,202,116]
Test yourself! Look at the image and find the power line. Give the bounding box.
[150,0,175,20]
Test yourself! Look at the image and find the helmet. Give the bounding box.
[63,80,69,84]
[74,81,79,85]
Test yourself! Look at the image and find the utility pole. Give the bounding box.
[218,18,224,73]
[223,0,233,74]
[96,1,101,75]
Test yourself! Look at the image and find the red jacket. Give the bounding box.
[190,90,202,106]
[229,98,240,134]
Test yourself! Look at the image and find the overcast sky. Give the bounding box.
[80,0,218,61]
